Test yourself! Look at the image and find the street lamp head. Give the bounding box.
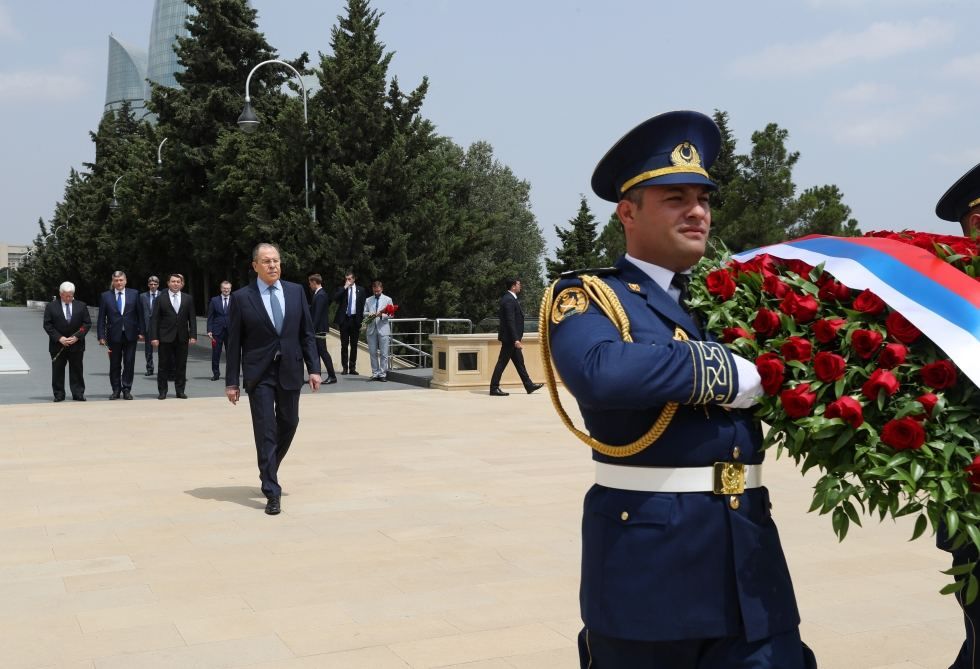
[237,99,259,133]
[109,198,120,210]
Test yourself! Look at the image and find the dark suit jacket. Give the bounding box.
[226,280,319,392]
[149,291,197,343]
[43,299,91,355]
[332,284,366,326]
[97,288,142,343]
[206,295,231,338]
[497,292,524,344]
[140,291,160,336]
[310,287,331,334]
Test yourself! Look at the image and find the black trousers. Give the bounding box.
[337,318,360,372]
[108,339,138,392]
[211,334,225,376]
[949,545,980,668]
[157,341,188,394]
[144,339,155,372]
[490,341,532,389]
[51,348,84,399]
[315,338,336,379]
[247,361,300,498]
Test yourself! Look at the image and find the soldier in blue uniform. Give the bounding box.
[542,111,816,668]
[935,162,980,669]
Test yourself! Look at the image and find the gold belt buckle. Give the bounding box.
[713,462,745,495]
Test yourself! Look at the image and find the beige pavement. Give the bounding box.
[0,388,965,668]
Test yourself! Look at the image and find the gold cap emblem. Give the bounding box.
[670,142,702,168]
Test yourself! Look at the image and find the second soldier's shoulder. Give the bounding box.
[551,266,620,293]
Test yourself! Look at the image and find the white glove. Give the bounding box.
[720,354,764,409]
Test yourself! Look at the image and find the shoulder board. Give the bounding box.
[558,266,620,279]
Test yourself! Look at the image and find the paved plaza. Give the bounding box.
[0,306,969,668]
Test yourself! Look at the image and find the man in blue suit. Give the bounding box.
[97,270,143,400]
[225,243,321,515]
[206,281,233,381]
[545,111,815,668]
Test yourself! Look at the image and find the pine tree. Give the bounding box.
[596,212,625,266]
[546,196,600,278]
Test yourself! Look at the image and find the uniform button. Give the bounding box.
[620,511,629,521]
[732,446,741,460]
[729,495,740,510]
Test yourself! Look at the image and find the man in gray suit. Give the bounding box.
[139,276,161,376]
[364,280,394,382]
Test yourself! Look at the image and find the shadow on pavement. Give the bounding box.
[184,486,268,510]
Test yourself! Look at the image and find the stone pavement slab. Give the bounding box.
[0,386,966,668]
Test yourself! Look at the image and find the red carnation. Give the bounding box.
[813,351,847,382]
[851,329,884,359]
[705,269,737,300]
[780,336,813,363]
[853,289,887,316]
[920,360,958,389]
[880,417,926,450]
[756,352,785,396]
[824,396,864,428]
[752,308,781,337]
[812,318,846,344]
[884,311,922,344]
[721,327,754,343]
[818,279,851,303]
[965,455,980,493]
[762,274,789,298]
[780,383,817,418]
[915,393,939,418]
[779,291,819,323]
[861,368,900,401]
[877,343,907,369]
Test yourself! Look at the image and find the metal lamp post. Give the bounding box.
[237,59,314,220]
[110,176,123,210]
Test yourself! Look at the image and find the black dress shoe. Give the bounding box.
[176,392,188,399]
[325,377,338,384]
[122,391,133,400]
[53,396,65,402]
[158,393,166,400]
[379,376,387,382]
[341,369,348,375]
[265,497,281,515]
[144,370,154,377]
[211,374,220,381]
[110,391,120,400]
[73,395,86,401]
[367,377,378,382]
[489,387,509,396]
[349,370,359,375]
[526,383,544,394]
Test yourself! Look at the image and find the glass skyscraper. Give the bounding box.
[146,0,190,91]
[104,34,149,116]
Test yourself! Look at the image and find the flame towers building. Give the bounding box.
[104,0,191,119]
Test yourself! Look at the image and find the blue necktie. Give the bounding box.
[347,287,354,316]
[269,285,283,335]
[116,291,123,314]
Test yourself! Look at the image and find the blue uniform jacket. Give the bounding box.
[548,256,800,643]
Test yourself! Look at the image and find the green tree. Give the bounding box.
[596,212,625,266]
[789,185,861,238]
[546,196,600,278]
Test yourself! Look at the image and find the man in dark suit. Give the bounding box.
[149,273,197,400]
[332,270,366,374]
[307,273,338,384]
[206,281,233,381]
[489,277,543,396]
[226,243,321,515]
[42,281,91,402]
[97,270,143,400]
[139,276,161,376]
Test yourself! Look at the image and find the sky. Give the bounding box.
[2,0,980,253]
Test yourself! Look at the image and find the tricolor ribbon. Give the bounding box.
[733,235,980,387]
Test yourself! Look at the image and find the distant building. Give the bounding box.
[104,35,149,117]
[0,243,31,270]
[146,0,190,92]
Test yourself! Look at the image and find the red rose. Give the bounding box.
[780,336,813,362]
[752,308,781,337]
[877,343,907,369]
[880,417,926,450]
[884,311,922,344]
[732,254,777,278]
[813,351,847,382]
[965,455,980,493]
[853,289,887,316]
[920,360,958,389]
[818,279,851,303]
[861,368,900,401]
[812,318,846,344]
[824,396,864,428]
[780,383,817,418]
[851,329,883,359]
[784,259,815,279]
[916,393,939,418]
[779,291,819,323]
[756,352,785,396]
[762,274,789,298]
[705,269,737,300]
[721,327,753,343]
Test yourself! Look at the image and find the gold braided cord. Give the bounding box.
[539,275,679,458]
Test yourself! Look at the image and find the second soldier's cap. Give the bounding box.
[936,162,980,222]
[591,110,721,203]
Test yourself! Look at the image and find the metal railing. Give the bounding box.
[387,318,474,368]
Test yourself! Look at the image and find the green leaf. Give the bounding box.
[942,562,977,577]
[967,575,979,605]
[832,506,850,541]
[946,509,960,538]
[910,514,928,541]
[967,523,980,551]
[941,579,967,595]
